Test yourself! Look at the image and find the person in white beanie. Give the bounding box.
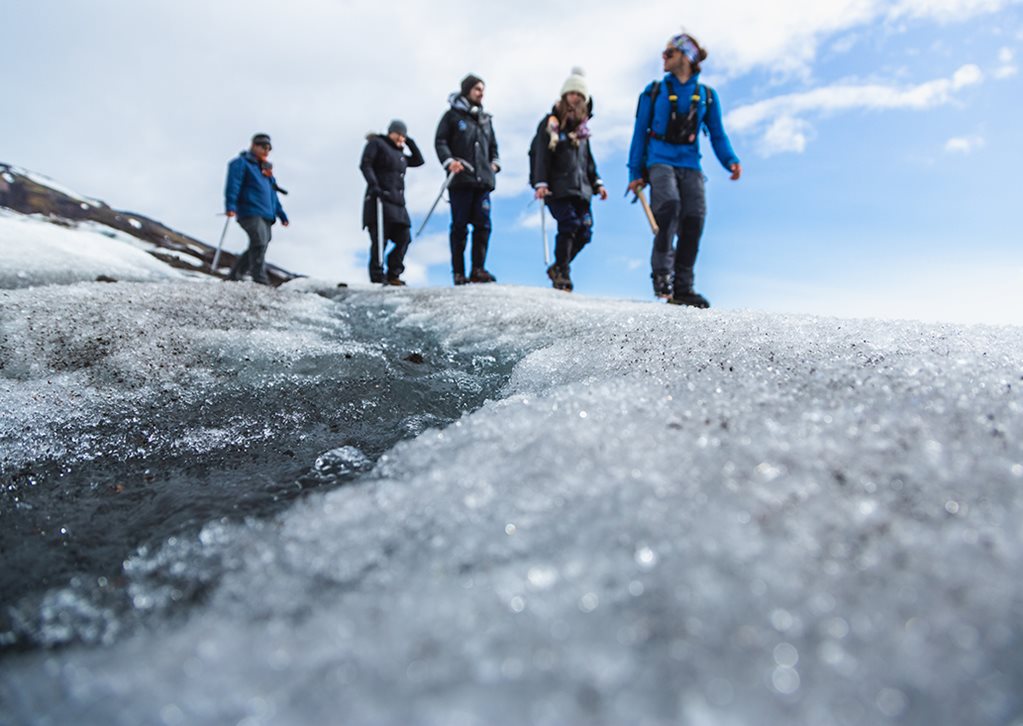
[528,67,608,292]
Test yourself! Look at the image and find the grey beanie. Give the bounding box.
[387,119,408,136]
[460,73,484,97]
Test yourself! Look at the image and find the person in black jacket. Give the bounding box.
[529,68,608,291]
[435,74,501,285]
[360,120,425,285]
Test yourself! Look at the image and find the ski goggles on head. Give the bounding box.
[668,33,700,64]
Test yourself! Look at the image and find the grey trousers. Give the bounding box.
[648,165,706,279]
[230,216,273,283]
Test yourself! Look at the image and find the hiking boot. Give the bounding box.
[546,264,573,292]
[667,290,710,308]
[453,273,468,286]
[369,273,385,284]
[652,272,672,299]
[469,268,497,283]
[385,276,406,287]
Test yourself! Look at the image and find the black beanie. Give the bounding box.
[251,133,272,147]
[460,74,484,98]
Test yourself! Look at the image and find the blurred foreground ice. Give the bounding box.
[2,282,1022,725]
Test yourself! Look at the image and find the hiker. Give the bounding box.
[224,133,289,285]
[360,120,425,285]
[627,32,741,307]
[435,74,501,285]
[529,67,608,292]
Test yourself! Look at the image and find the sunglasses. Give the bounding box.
[256,142,272,151]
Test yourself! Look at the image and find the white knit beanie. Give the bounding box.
[559,67,589,102]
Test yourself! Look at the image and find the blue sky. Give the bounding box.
[2,0,1021,323]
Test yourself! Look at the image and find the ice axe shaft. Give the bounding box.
[376,196,385,276]
[211,216,230,272]
[637,188,659,235]
[540,202,550,266]
[415,158,475,238]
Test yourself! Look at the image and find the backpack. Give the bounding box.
[639,79,712,180]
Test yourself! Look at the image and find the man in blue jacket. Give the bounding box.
[224,133,289,285]
[627,33,741,307]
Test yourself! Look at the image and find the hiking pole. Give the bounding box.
[415,159,475,237]
[376,195,385,279]
[540,202,551,266]
[211,215,230,272]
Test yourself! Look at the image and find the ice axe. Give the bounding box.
[627,187,659,235]
[210,215,230,272]
[376,194,385,278]
[416,158,475,238]
[540,201,551,266]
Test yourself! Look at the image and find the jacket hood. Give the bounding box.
[448,93,486,117]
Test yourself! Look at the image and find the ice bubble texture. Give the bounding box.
[1,283,1022,726]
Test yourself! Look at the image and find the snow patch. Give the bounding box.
[0,213,183,288]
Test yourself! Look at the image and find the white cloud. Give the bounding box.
[1,0,1017,282]
[515,204,547,231]
[889,0,1015,22]
[727,64,984,155]
[944,135,986,152]
[761,116,812,155]
[994,47,1019,77]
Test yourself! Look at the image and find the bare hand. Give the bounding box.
[627,179,646,195]
[282,220,289,227]
[534,186,550,200]
[597,186,609,201]
[730,163,742,181]
[448,160,465,175]
[226,211,236,218]
[491,162,500,173]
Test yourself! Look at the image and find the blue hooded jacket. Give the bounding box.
[627,73,739,182]
[224,151,288,223]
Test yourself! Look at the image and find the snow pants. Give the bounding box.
[230,216,273,284]
[648,165,706,291]
[448,187,492,276]
[546,197,593,274]
[366,220,412,282]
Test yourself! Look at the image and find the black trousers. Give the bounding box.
[448,187,492,276]
[546,197,593,272]
[367,220,412,281]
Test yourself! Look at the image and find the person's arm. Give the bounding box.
[587,143,607,200]
[529,122,549,196]
[359,139,382,194]
[273,185,288,225]
[704,87,741,179]
[488,120,501,172]
[405,137,425,168]
[627,84,654,190]
[435,112,455,167]
[224,158,243,215]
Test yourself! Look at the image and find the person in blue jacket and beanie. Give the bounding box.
[224,133,289,285]
[627,32,741,307]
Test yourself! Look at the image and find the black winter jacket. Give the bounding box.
[434,94,501,191]
[360,134,425,228]
[528,111,603,201]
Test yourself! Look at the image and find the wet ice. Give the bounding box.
[1,280,1022,725]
